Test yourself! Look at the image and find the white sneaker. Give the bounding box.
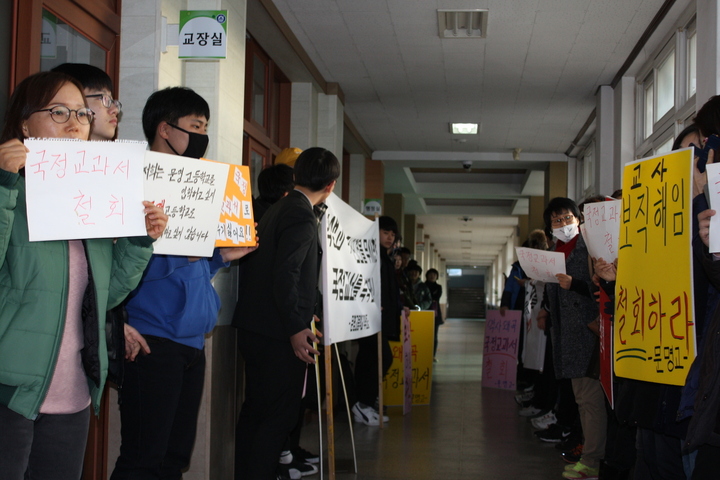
[279,450,293,464]
[518,405,542,417]
[531,411,557,430]
[352,402,381,426]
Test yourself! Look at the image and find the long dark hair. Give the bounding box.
[1,71,88,143]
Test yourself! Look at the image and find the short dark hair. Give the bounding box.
[293,147,340,191]
[695,97,720,138]
[399,247,412,256]
[426,268,439,278]
[672,124,700,150]
[405,260,422,273]
[142,87,210,144]
[1,72,87,143]
[258,164,294,204]
[543,197,580,233]
[51,63,113,92]
[379,215,398,235]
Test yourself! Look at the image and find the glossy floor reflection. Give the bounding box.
[302,318,564,480]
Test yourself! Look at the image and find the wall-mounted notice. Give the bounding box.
[24,138,147,241]
[143,151,229,257]
[215,164,256,247]
[515,247,565,283]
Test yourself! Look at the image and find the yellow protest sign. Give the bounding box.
[383,310,435,405]
[615,148,696,386]
[215,164,257,247]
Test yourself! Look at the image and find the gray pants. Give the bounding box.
[572,376,607,469]
[0,403,90,480]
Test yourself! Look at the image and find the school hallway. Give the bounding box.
[301,318,562,480]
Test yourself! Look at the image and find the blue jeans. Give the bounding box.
[0,403,90,480]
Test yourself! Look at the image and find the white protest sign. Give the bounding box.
[24,138,147,241]
[582,199,621,262]
[321,193,381,345]
[705,162,720,253]
[515,247,565,283]
[143,151,229,257]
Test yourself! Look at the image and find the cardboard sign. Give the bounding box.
[215,164,256,247]
[515,247,565,283]
[615,149,696,386]
[383,310,435,406]
[482,310,521,390]
[143,151,228,257]
[321,193,381,345]
[704,162,720,253]
[582,199,621,262]
[24,138,147,241]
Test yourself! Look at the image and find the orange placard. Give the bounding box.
[214,164,257,247]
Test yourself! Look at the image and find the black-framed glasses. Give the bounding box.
[32,106,94,125]
[551,214,576,226]
[85,93,122,112]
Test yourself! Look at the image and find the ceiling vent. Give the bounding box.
[437,9,488,39]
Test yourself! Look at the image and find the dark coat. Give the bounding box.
[546,234,598,379]
[236,190,320,340]
[380,249,400,341]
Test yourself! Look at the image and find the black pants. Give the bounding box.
[354,333,393,406]
[111,339,206,480]
[0,404,90,480]
[235,330,307,480]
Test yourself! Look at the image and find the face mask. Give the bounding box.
[552,223,579,243]
[165,123,209,159]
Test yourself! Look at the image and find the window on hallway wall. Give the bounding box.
[576,141,595,200]
[635,11,697,159]
[243,35,291,192]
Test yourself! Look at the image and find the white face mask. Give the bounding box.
[552,223,579,243]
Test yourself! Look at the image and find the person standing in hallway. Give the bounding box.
[353,215,401,426]
[0,71,167,480]
[406,261,432,310]
[235,147,339,480]
[538,197,606,480]
[110,87,257,480]
[424,268,443,360]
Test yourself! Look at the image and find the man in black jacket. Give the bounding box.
[235,147,339,480]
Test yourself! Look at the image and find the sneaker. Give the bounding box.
[288,460,318,477]
[518,405,543,417]
[277,463,301,480]
[352,402,380,426]
[293,447,320,465]
[279,450,293,464]
[562,461,599,479]
[515,389,535,405]
[561,444,584,464]
[535,424,571,443]
[531,411,557,430]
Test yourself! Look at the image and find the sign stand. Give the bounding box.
[377,332,385,429]
[324,345,335,480]
[333,343,358,472]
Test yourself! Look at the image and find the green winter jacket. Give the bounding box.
[0,170,154,419]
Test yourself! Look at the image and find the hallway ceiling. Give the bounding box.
[259,0,690,266]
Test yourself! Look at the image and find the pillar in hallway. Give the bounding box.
[517,214,529,246]
[614,77,634,191]
[290,82,317,150]
[384,193,404,232]
[404,214,417,254]
[365,158,384,218]
[348,154,366,212]
[545,162,568,205]
[529,196,546,232]
[595,85,614,199]
[697,0,720,106]
[415,224,424,266]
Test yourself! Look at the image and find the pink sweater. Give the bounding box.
[40,240,91,414]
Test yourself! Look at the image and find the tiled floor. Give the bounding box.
[302,318,565,479]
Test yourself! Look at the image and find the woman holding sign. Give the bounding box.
[537,197,606,480]
[0,71,167,480]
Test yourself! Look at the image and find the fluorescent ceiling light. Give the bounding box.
[438,9,489,39]
[451,123,478,134]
